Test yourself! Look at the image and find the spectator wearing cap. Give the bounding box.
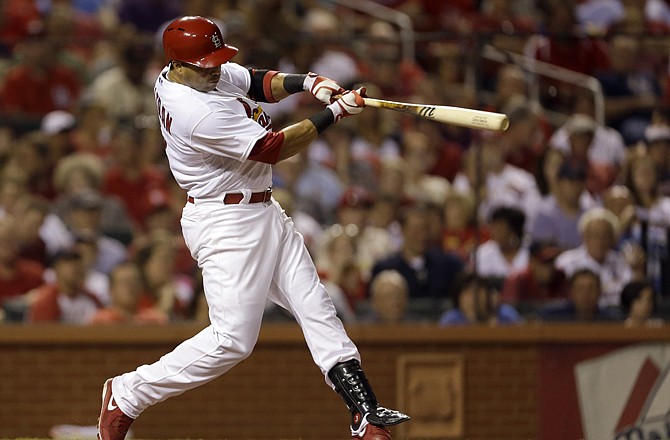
[528,161,590,251]
[555,207,638,308]
[58,189,128,275]
[500,240,569,315]
[643,122,670,196]
[369,205,464,320]
[40,110,77,163]
[27,248,102,323]
[549,111,626,196]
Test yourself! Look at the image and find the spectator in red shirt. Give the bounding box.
[89,261,167,325]
[0,215,44,312]
[500,240,569,316]
[102,124,170,230]
[0,27,81,132]
[27,248,102,324]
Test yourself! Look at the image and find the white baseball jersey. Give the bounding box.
[154,62,273,198]
[111,62,360,419]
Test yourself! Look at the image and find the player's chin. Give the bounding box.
[197,83,218,93]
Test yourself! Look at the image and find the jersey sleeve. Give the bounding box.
[190,109,267,162]
[220,62,252,94]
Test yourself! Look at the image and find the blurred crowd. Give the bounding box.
[1,0,670,328]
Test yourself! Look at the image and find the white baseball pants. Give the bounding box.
[112,197,360,418]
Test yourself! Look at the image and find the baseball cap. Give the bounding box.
[557,161,587,181]
[41,110,76,135]
[645,125,670,144]
[566,114,596,135]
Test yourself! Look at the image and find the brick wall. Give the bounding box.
[0,324,667,439]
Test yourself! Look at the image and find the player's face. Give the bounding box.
[179,62,221,92]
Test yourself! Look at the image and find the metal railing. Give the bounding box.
[328,0,415,63]
[481,42,605,126]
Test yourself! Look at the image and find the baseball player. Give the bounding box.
[97,16,409,440]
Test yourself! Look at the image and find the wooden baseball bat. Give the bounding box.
[363,97,510,132]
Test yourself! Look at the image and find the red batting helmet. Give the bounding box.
[162,16,238,68]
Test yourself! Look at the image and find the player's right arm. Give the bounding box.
[248,88,366,164]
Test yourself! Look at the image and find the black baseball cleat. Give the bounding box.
[328,360,410,439]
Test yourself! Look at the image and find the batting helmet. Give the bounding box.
[162,16,238,68]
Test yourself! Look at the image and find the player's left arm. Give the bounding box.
[248,69,344,104]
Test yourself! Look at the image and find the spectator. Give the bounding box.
[596,34,661,145]
[0,27,82,132]
[622,150,670,296]
[314,223,365,322]
[528,161,589,251]
[539,268,622,322]
[643,123,670,196]
[58,189,129,275]
[84,39,156,123]
[135,236,194,321]
[0,216,45,318]
[439,272,522,326]
[53,153,134,245]
[555,207,637,308]
[12,195,51,266]
[620,279,664,327]
[27,249,102,323]
[524,0,610,112]
[499,96,547,174]
[272,150,344,225]
[534,147,567,198]
[89,262,168,325]
[452,134,542,225]
[335,186,396,280]
[270,187,323,257]
[441,188,484,264]
[370,205,465,319]
[473,206,529,288]
[549,104,626,195]
[501,240,569,316]
[102,124,171,231]
[359,269,411,324]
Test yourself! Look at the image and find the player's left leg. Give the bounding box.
[268,201,410,438]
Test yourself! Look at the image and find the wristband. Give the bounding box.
[283,74,308,94]
[308,108,335,134]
